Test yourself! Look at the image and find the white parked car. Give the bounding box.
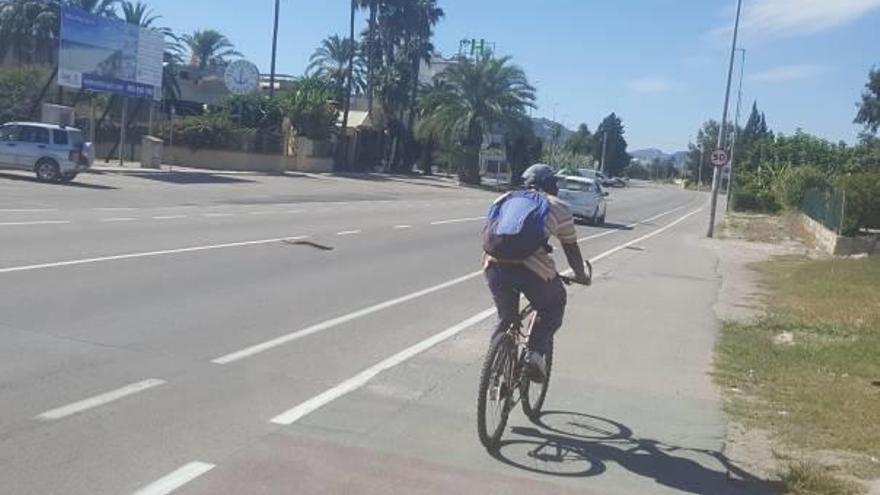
[0,122,92,183]
[558,175,609,225]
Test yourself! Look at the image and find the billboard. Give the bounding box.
[58,6,163,100]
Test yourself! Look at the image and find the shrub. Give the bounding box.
[277,78,339,141]
[0,67,48,124]
[178,113,234,151]
[837,172,880,235]
[775,166,830,208]
[732,190,780,213]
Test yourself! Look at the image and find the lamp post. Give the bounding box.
[707,0,743,238]
[726,48,747,210]
[269,0,280,98]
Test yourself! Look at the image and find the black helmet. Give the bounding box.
[522,164,558,194]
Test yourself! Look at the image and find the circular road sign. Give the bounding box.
[224,60,260,95]
[711,149,729,167]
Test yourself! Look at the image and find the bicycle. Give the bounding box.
[477,261,592,451]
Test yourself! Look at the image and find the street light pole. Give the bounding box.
[707,0,743,238]
[698,143,704,191]
[269,0,280,98]
[600,131,608,174]
[726,48,747,211]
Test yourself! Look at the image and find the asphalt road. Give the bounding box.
[0,170,770,494]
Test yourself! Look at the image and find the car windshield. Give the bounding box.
[1,2,877,494]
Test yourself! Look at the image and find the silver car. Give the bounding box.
[0,122,93,183]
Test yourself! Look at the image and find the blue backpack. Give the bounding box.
[483,191,551,260]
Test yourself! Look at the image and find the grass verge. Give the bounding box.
[715,255,880,492]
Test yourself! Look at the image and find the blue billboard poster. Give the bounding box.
[58,6,163,100]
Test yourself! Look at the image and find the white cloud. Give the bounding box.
[627,77,674,94]
[748,64,827,83]
[714,0,880,39]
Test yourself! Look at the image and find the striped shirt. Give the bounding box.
[483,192,578,281]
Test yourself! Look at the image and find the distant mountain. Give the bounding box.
[531,117,574,144]
[630,148,690,169]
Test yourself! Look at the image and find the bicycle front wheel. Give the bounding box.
[477,332,516,450]
[521,347,553,420]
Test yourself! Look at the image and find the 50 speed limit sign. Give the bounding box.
[711,149,729,167]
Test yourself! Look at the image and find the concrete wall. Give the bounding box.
[800,213,880,256]
[165,145,335,174]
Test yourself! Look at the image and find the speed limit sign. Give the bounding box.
[711,149,729,167]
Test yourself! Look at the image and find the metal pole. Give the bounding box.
[342,0,355,131]
[89,95,96,145]
[118,97,128,167]
[698,144,704,191]
[269,0,280,98]
[708,0,743,238]
[726,48,746,211]
[600,131,608,173]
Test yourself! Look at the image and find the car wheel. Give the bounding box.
[590,208,599,225]
[59,172,77,183]
[35,159,60,182]
[598,213,606,226]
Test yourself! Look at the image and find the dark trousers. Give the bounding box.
[484,263,567,355]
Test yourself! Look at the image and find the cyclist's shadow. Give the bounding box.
[489,410,780,495]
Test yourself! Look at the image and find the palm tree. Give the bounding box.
[67,0,119,17]
[120,0,158,27]
[307,34,365,99]
[120,1,180,104]
[181,29,241,70]
[418,55,535,184]
[0,0,57,64]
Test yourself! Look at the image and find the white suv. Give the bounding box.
[0,122,93,183]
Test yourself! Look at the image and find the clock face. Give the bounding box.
[224,60,260,95]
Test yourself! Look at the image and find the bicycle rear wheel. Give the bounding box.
[477,332,516,450]
[521,346,553,420]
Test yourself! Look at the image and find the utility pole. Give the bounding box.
[697,143,704,191]
[342,0,355,132]
[600,131,608,173]
[726,48,747,211]
[269,0,281,98]
[707,0,743,238]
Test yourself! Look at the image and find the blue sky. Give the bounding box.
[146,0,880,151]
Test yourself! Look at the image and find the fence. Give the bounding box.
[801,187,846,234]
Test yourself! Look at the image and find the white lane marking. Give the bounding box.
[269,205,705,424]
[394,225,412,230]
[0,220,71,227]
[203,213,234,218]
[0,236,309,275]
[285,209,305,214]
[36,379,166,421]
[211,271,484,364]
[430,217,484,225]
[132,462,215,495]
[271,309,497,425]
[336,230,362,236]
[0,208,58,212]
[152,215,187,220]
[211,201,695,365]
[250,211,276,215]
[94,207,135,211]
[101,217,137,223]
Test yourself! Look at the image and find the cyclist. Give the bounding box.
[482,164,590,383]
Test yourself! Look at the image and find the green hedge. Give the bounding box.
[732,190,780,213]
[177,113,234,151]
[776,166,830,208]
[838,172,880,235]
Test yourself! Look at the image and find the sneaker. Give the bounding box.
[525,351,548,383]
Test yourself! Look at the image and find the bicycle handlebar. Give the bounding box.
[560,260,593,286]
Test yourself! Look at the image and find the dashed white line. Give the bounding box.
[285,209,305,214]
[210,201,697,365]
[250,211,276,216]
[0,220,71,227]
[0,208,58,213]
[394,225,412,230]
[203,213,234,218]
[336,230,362,236]
[36,379,166,421]
[269,205,705,425]
[132,461,215,495]
[0,235,309,275]
[271,309,497,425]
[101,217,137,223]
[211,270,484,364]
[430,217,483,225]
[94,207,135,211]
[152,215,187,220]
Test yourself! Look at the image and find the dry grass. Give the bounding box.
[781,462,865,495]
[715,255,880,490]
